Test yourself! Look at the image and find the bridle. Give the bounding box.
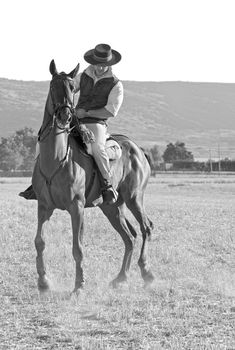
[38,74,76,142]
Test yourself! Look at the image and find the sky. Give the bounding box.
[1,0,235,82]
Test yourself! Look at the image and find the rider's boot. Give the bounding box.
[19,185,37,200]
[101,178,118,205]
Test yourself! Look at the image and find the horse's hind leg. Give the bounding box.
[125,193,154,285]
[100,202,136,288]
[35,204,53,291]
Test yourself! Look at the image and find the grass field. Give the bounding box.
[0,174,235,349]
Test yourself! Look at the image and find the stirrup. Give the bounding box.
[102,185,118,205]
[19,185,37,200]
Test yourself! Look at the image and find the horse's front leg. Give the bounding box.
[69,199,85,294]
[35,203,53,291]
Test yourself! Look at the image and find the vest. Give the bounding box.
[76,72,118,123]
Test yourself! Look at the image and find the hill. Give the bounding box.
[0,78,235,158]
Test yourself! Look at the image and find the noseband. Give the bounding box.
[53,104,74,132]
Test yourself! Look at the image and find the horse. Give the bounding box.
[32,60,154,294]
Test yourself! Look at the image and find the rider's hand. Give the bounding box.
[78,124,96,143]
[75,108,87,119]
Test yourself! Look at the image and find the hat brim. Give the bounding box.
[84,49,121,66]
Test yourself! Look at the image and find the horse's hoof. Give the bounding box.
[143,271,155,287]
[110,276,127,289]
[110,280,118,289]
[70,288,83,298]
[71,282,84,297]
[38,276,50,292]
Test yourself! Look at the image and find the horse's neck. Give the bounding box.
[39,108,69,176]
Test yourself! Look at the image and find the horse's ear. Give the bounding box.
[49,59,58,76]
[68,63,80,79]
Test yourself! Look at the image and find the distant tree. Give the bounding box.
[163,141,194,162]
[149,145,162,165]
[0,127,37,171]
[0,142,23,170]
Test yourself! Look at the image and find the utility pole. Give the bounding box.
[218,129,221,173]
[209,149,213,172]
[218,143,221,173]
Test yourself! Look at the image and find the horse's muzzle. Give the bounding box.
[56,105,73,127]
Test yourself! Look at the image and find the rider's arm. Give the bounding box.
[105,81,124,117]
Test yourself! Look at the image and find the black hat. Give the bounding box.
[84,44,121,66]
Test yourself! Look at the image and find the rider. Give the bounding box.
[19,43,123,205]
[73,43,123,204]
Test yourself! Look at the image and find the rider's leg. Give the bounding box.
[84,122,117,204]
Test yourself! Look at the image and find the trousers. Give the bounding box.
[84,123,112,181]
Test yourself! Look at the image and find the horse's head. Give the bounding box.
[49,60,80,129]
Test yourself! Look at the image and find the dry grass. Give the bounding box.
[0,174,235,349]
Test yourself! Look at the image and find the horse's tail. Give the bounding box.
[144,152,152,167]
[140,147,153,168]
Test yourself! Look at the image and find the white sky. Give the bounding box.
[1,0,235,82]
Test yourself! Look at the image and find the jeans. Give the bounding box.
[84,123,112,181]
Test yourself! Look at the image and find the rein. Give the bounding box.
[38,91,75,142]
[38,115,74,142]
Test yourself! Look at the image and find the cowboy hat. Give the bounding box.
[84,44,121,66]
